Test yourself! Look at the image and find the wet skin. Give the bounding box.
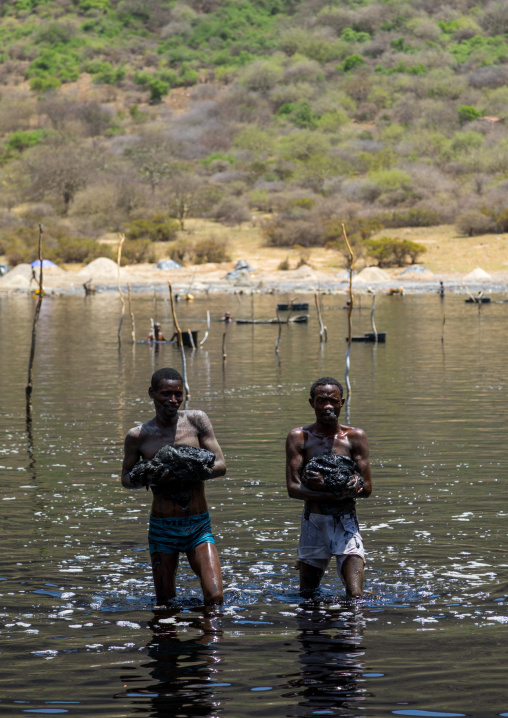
[285,384,372,597]
[122,378,226,606]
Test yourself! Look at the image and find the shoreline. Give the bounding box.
[1,257,507,297]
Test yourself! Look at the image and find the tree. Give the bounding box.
[165,173,204,230]
[126,135,178,194]
[24,143,95,214]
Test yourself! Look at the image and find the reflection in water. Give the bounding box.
[283,605,368,717]
[120,609,223,718]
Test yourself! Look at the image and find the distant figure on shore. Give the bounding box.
[148,322,167,342]
[221,311,233,323]
[438,281,445,299]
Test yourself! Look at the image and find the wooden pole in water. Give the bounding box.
[117,233,125,345]
[200,310,210,346]
[314,292,327,343]
[370,292,378,342]
[26,223,44,423]
[275,307,282,354]
[342,224,354,412]
[127,283,136,343]
[168,280,190,398]
[441,313,446,343]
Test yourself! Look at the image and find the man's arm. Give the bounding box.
[286,428,341,503]
[195,411,226,478]
[121,428,145,489]
[349,428,372,498]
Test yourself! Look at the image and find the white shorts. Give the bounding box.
[297,510,365,584]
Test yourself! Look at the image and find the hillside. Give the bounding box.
[1,0,508,269]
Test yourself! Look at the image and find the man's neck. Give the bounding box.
[154,411,180,429]
[313,420,341,437]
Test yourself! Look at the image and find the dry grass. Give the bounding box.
[371,225,508,274]
[163,219,508,275]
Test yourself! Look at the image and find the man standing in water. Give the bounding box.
[286,377,372,598]
[121,367,226,606]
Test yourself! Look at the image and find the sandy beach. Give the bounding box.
[1,255,507,297]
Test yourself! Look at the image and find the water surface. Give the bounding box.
[1,291,507,717]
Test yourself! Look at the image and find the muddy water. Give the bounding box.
[1,290,507,717]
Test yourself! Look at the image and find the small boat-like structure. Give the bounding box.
[465,297,491,304]
[276,302,309,311]
[346,331,386,343]
[236,314,309,325]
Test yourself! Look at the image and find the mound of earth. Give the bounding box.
[352,267,390,283]
[77,257,126,283]
[463,267,492,281]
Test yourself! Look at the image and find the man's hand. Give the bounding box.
[345,473,365,497]
[302,469,326,492]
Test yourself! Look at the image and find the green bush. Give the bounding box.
[149,78,169,102]
[380,208,443,228]
[292,100,319,129]
[87,61,125,85]
[125,215,179,242]
[366,237,427,267]
[457,105,483,125]
[6,129,46,152]
[341,54,365,72]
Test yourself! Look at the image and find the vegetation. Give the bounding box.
[1,0,508,267]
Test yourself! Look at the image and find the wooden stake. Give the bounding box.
[127,283,136,343]
[275,307,282,354]
[168,280,190,398]
[117,233,125,345]
[370,292,378,342]
[342,223,354,417]
[314,292,327,343]
[26,224,44,423]
[200,310,210,346]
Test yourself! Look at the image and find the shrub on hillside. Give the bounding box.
[1,227,119,266]
[380,208,444,228]
[366,237,427,266]
[192,236,230,264]
[211,197,251,226]
[263,216,324,248]
[121,239,156,264]
[125,214,179,242]
[457,105,483,125]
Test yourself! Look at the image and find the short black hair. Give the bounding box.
[151,367,183,390]
[310,376,343,399]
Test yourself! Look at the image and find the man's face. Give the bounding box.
[149,378,184,417]
[309,384,344,424]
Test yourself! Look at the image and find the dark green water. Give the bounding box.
[1,291,507,717]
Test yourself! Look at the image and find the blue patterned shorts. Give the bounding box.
[148,511,216,556]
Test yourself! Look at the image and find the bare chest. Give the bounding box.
[140,414,199,460]
[303,432,352,463]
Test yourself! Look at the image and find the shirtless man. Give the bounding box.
[121,367,226,606]
[286,377,372,598]
[147,322,166,342]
